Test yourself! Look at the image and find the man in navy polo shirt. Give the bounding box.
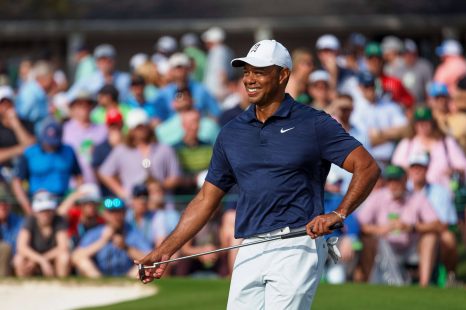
[137,40,380,309]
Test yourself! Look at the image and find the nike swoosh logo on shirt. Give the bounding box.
[280,127,295,133]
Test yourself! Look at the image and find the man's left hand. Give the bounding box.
[306,212,342,239]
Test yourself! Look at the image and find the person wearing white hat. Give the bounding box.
[434,39,466,94]
[0,85,35,174]
[129,53,149,72]
[307,70,332,111]
[315,34,354,95]
[68,43,131,104]
[151,36,178,72]
[13,191,71,278]
[202,26,234,101]
[137,39,380,309]
[181,32,207,82]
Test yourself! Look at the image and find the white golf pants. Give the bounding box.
[227,228,328,310]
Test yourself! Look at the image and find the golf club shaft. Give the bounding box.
[140,222,343,269]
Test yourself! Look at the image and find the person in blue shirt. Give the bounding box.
[72,197,151,277]
[137,40,380,309]
[152,53,220,121]
[12,122,82,214]
[125,75,158,122]
[15,61,55,135]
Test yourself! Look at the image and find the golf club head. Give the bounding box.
[138,264,147,282]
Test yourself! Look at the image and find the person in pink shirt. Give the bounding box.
[357,165,441,287]
[433,39,466,95]
[392,106,466,190]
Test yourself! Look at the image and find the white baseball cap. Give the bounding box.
[409,152,430,167]
[309,70,330,83]
[316,34,340,51]
[0,86,14,101]
[129,53,148,70]
[201,27,225,43]
[231,40,292,70]
[381,36,403,53]
[436,39,463,57]
[168,53,191,68]
[156,36,178,53]
[32,191,57,212]
[126,108,149,129]
[94,44,116,59]
[76,183,101,204]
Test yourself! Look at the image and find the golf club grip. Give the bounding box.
[281,222,344,239]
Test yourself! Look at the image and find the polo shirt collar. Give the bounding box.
[242,93,294,123]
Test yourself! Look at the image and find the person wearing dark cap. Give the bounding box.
[72,197,151,278]
[11,121,83,214]
[73,44,96,83]
[125,183,156,247]
[126,75,158,124]
[357,164,440,286]
[362,42,414,109]
[91,84,132,125]
[352,70,408,166]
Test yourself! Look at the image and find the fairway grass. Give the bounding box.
[83,278,466,310]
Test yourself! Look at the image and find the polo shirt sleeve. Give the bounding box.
[315,112,362,167]
[78,226,104,248]
[415,194,439,223]
[356,192,378,225]
[99,147,121,177]
[126,229,152,252]
[205,133,236,192]
[162,145,182,178]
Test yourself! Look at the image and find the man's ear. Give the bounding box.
[279,68,291,86]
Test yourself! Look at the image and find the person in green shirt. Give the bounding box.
[91,84,132,126]
[181,33,207,83]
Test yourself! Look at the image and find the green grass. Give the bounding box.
[83,278,466,310]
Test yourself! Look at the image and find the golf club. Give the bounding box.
[138,222,343,281]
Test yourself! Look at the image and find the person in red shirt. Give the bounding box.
[57,183,104,247]
[364,42,415,110]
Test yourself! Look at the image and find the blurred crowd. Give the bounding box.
[0,27,466,287]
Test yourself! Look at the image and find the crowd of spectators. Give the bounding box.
[0,27,466,287]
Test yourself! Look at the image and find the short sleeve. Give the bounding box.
[205,133,236,192]
[315,113,362,167]
[99,147,121,177]
[415,194,439,223]
[126,229,152,252]
[14,154,29,180]
[162,145,181,178]
[356,191,379,225]
[54,215,68,232]
[78,226,103,248]
[22,216,35,232]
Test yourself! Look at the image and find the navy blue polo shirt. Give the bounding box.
[205,94,361,238]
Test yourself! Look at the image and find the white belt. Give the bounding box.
[253,226,306,239]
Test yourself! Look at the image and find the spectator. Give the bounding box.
[181,33,207,83]
[63,91,108,184]
[152,36,178,68]
[286,48,314,103]
[12,121,82,214]
[129,53,148,73]
[99,109,181,198]
[400,39,433,103]
[134,60,162,102]
[91,84,132,126]
[174,110,213,193]
[0,183,23,276]
[357,165,440,287]
[126,183,156,247]
[434,39,466,95]
[392,106,466,189]
[126,75,158,124]
[16,60,55,135]
[73,44,96,83]
[363,42,414,109]
[13,191,70,277]
[202,27,234,101]
[343,32,367,72]
[72,197,151,278]
[156,87,220,146]
[16,57,33,89]
[57,183,104,247]
[153,53,220,121]
[68,44,131,102]
[315,34,354,94]
[219,75,250,127]
[91,108,125,196]
[145,179,180,247]
[352,71,408,165]
[381,36,405,79]
[427,82,450,135]
[0,86,35,180]
[407,152,459,286]
[307,70,332,111]
[448,76,466,152]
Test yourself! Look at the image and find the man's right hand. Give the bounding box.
[134,250,172,284]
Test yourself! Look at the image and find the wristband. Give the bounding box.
[332,210,346,220]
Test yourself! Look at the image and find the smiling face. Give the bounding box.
[242,64,289,107]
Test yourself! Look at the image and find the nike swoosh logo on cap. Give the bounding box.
[280,127,295,133]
